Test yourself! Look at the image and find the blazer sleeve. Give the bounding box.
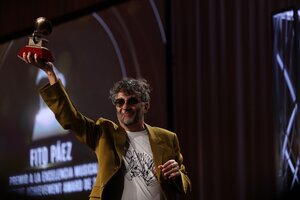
[172,133,192,193]
[39,80,101,150]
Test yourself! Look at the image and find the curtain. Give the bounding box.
[170,0,295,199]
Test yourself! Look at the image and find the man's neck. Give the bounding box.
[120,122,145,132]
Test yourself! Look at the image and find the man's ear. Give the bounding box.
[144,102,150,113]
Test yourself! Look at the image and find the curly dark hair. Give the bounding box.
[109,78,152,105]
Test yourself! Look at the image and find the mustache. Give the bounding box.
[121,108,132,112]
[120,109,133,114]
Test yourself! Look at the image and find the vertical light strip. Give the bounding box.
[291,158,300,187]
[0,41,14,70]
[111,8,141,77]
[149,0,167,44]
[276,54,296,102]
[92,12,127,77]
[281,105,297,159]
[284,151,297,179]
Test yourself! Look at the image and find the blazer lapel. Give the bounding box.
[145,124,164,180]
[114,127,127,163]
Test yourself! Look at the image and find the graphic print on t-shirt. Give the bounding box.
[123,144,156,186]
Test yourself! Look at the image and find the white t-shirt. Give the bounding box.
[121,130,161,200]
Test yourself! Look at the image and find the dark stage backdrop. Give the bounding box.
[171,1,299,200]
[0,0,299,200]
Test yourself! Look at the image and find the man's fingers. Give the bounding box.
[22,52,38,64]
[161,160,178,172]
[161,159,174,169]
[27,52,32,63]
[168,171,180,179]
[34,53,38,62]
[34,53,43,64]
[22,52,28,63]
[163,165,179,175]
[22,52,47,68]
[164,166,180,179]
[34,53,44,66]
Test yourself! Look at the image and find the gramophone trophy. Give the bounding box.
[17,17,53,62]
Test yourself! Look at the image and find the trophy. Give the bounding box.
[17,17,53,62]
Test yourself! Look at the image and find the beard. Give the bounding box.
[117,109,142,126]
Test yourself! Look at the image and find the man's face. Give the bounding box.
[115,91,149,131]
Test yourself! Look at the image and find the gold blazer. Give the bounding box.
[40,80,191,200]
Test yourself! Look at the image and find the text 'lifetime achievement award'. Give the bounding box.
[17,17,53,62]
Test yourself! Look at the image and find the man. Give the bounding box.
[22,52,191,200]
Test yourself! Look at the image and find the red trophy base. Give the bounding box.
[17,46,53,62]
